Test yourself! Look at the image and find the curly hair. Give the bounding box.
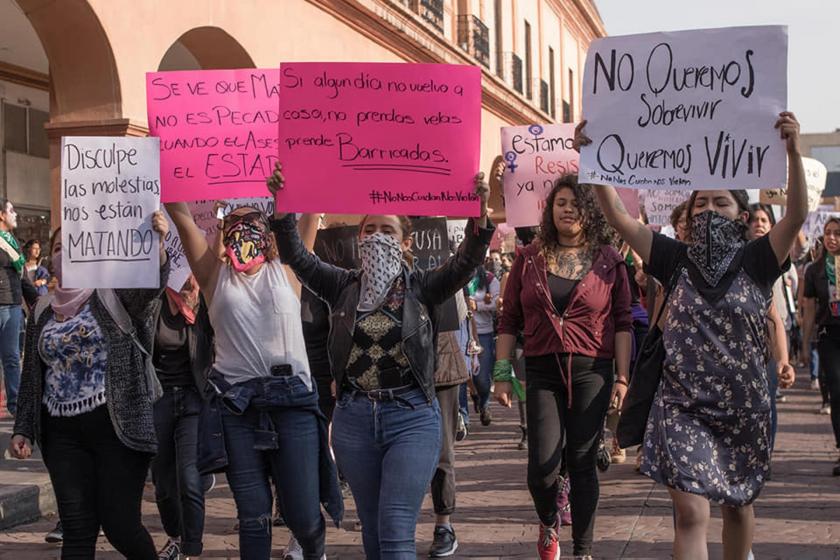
[537,174,616,257]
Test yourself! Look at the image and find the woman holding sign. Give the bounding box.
[575,113,804,560]
[267,163,494,560]
[164,202,341,560]
[9,214,170,559]
[494,176,633,560]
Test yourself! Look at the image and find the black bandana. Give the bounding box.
[686,210,747,287]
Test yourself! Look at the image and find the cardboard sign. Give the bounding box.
[500,123,579,227]
[61,137,161,288]
[642,189,690,226]
[803,205,838,241]
[761,157,827,212]
[580,26,788,191]
[147,69,280,202]
[277,62,482,216]
[447,219,468,251]
[164,197,274,290]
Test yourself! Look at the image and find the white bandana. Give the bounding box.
[357,232,404,313]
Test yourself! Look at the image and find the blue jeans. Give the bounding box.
[0,305,22,416]
[810,342,820,381]
[221,377,325,560]
[474,333,495,410]
[152,386,208,556]
[332,388,441,560]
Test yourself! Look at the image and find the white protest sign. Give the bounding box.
[500,124,579,227]
[61,137,161,288]
[580,26,788,191]
[760,157,827,212]
[447,219,468,251]
[803,205,838,240]
[642,189,690,226]
[163,197,274,290]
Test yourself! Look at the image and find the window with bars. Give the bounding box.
[419,0,444,32]
[3,102,49,158]
[457,14,490,68]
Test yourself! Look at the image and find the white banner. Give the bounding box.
[803,204,838,241]
[580,26,788,191]
[61,137,161,288]
[642,189,690,226]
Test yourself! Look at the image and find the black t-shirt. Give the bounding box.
[646,232,788,302]
[153,302,193,388]
[547,273,579,316]
[804,258,840,330]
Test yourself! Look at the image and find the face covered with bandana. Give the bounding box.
[686,209,748,287]
[357,215,410,312]
[223,210,270,273]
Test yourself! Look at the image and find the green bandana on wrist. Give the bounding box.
[493,359,525,401]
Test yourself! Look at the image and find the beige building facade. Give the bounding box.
[0,0,605,241]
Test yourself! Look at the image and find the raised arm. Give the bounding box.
[164,202,222,301]
[768,112,808,266]
[574,121,653,262]
[117,210,170,318]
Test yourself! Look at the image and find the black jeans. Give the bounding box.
[41,405,156,560]
[151,386,207,556]
[526,354,613,556]
[431,384,460,516]
[818,328,840,448]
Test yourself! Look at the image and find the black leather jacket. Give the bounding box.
[271,214,494,402]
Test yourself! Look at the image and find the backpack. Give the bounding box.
[33,290,163,403]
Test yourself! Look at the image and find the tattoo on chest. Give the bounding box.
[547,250,592,280]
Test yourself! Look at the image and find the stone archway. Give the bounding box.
[159,26,256,71]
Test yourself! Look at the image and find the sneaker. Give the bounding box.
[157,538,181,560]
[820,404,832,415]
[284,536,303,560]
[44,521,63,543]
[556,476,572,527]
[518,426,528,450]
[811,379,820,390]
[776,390,787,403]
[456,413,468,442]
[428,525,459,557]
[480,406,492,426]
[537,522,561,560]
[597,439,611,472]
[340,478,352,498]
[273,511,286,527]
[202,473,216,493]
[610,439,626,464]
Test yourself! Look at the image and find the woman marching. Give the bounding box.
[9,214,170,559]
[267,163,494,560]
[801,216,840,476]
[494,175,633,560]
[165,202,341,560]
[576,112,804,560]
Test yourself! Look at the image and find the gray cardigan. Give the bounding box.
[13,259,169,454]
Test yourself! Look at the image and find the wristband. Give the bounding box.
[493,359,525,401]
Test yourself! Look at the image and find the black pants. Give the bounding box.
[526,354,613,556]
[431,384,460,516]
[151,386,207,556]
[818,329,840,448]
[41,405,156,560]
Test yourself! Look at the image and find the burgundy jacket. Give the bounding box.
[499,243,633,359]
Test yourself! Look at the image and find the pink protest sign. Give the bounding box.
[277,62,482,216]
[147,69,280,202]
[500,124,579,227]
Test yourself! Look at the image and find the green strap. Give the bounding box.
[492,359,525,402]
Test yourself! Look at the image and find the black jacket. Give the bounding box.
[0,241,38,307]
[152,294,214,396]
[271,214,493,402]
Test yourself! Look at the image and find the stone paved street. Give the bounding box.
[1,372,839,559]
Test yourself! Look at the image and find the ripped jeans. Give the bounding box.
[220,385,325,559]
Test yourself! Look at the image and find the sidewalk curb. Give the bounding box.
[0,478,55,531]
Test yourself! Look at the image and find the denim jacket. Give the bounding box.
[196,372,343,527]
[271,214,494,402]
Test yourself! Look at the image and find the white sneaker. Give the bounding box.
[820,404,832,415]
[283,536,326,560]
[811,379,820,390]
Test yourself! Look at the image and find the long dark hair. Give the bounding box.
[749,203,777,227]
[687,190,750,220]
[538,174,616,254]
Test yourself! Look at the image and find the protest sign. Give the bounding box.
[147,69,280,202]
[447,219,468,250]
[61,137,161,288]
[277,62,482,216]
[580,26,788,191]
[313,225,361,271]
[760,157,827,212]
[500,123,578,227]
[803,205,838,240]
[642,189,690,226]
[490,223,517,252]
[163,197,274,290]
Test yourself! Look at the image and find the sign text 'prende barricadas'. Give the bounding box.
[146,69,280,203]
[277,62,482,216]
[579,26,788,191]
[61,136,161,289]
[500,123,579,228]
